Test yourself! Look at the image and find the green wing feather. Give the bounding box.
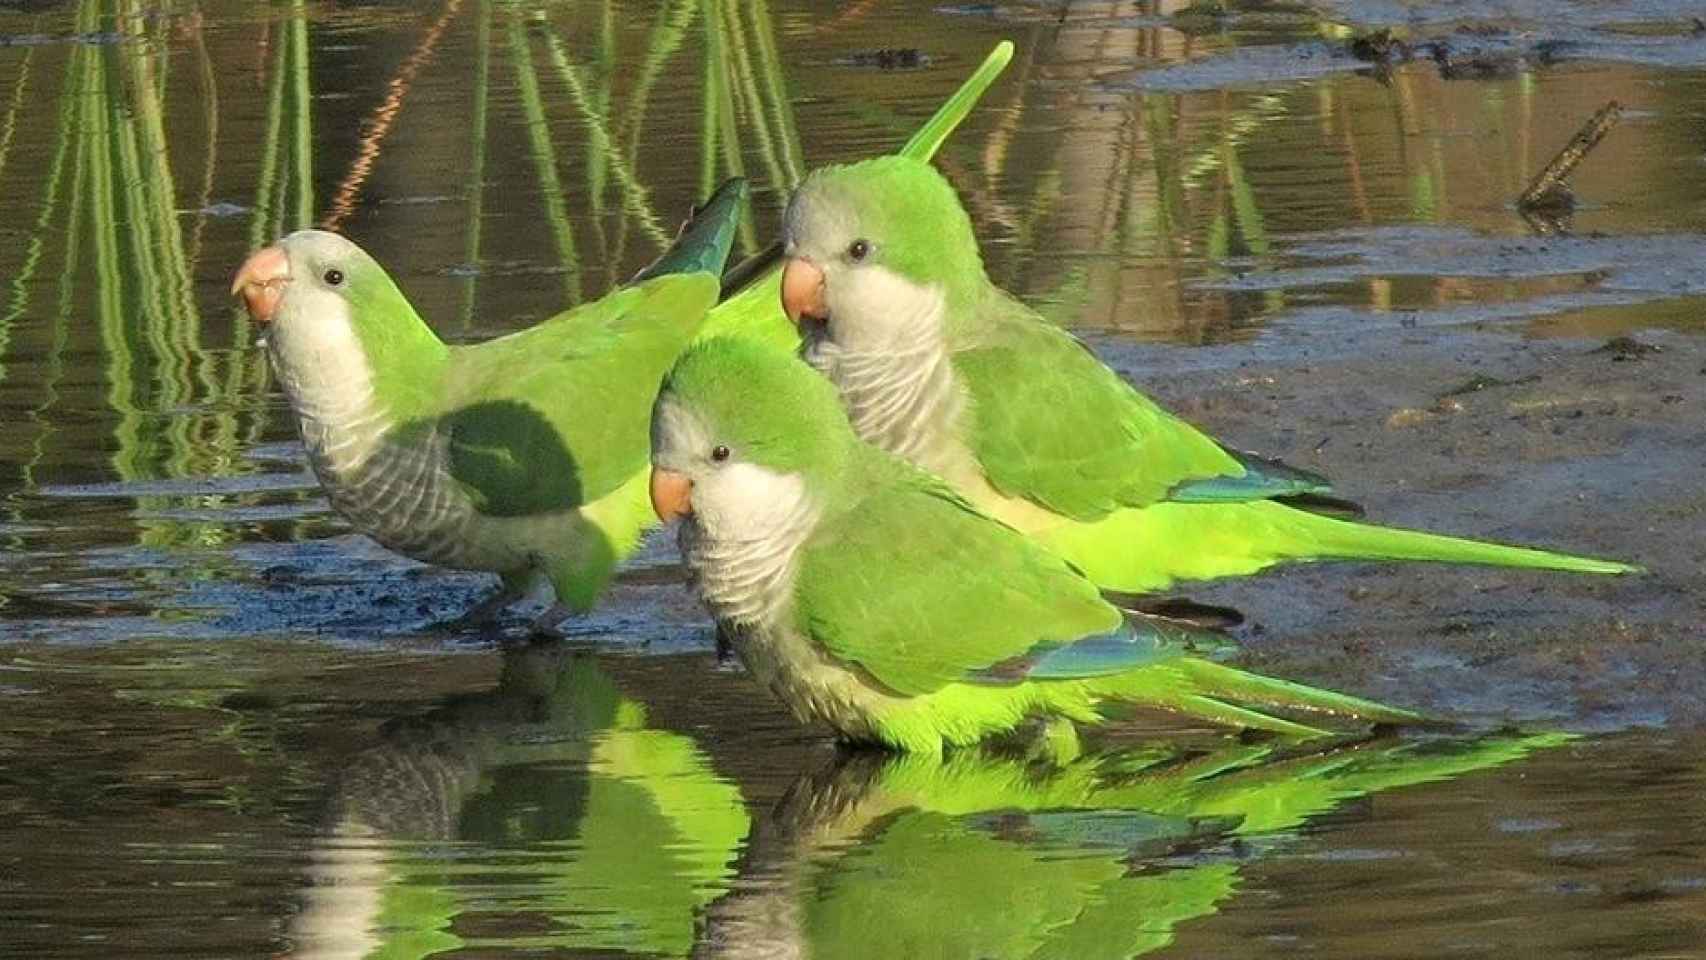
[793,460,1124,697]
[954,294,1248,520]
[441,273,721,516]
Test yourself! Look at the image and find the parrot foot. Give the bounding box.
[714,621,740,663]
[527,603,576,640]
[437,581,528,634]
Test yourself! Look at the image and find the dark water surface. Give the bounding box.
[2,1,1704,957]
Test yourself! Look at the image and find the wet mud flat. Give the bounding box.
[1104,316,1704,733]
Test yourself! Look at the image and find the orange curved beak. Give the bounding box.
[231,245,290,325]
[780,256,828,326]
[649,467,693,523]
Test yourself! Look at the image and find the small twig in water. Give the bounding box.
[1517,100,1622,213]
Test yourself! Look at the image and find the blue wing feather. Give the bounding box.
[1166,446,1333,504]
[970,616,1236,683]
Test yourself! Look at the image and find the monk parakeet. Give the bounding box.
[231,179,743,630]
[648,337,1418,753]
[231,46,1016,630]
[776,156,1640,596]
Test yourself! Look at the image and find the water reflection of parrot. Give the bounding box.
[287,646,747,959]
[230,45,1015,633]
[649,338,1418,753]
[697,731,1569,959]
[777,156,1640,597]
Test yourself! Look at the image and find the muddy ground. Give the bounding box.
[1097,320,1705,732]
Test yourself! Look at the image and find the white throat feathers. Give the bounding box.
[800,267,968,479]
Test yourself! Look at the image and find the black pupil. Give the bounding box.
[712,445,730,462]
[849,240,868,261]
[323,269,344,286]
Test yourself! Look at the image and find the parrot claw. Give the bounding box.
[527,603,576,640]
[434,580,529,634]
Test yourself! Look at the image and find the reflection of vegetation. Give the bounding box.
[494,0,808,300]
[251,0,317,249]
[459,0,492,330]
[703,730,1569,959]
[983,19,1674,341]
[15,1,280,550]
[0,2,311,558]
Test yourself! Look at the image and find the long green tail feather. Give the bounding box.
[1086,656,1421,740]
[697,41,1014,346]
[1042,497,1640,595]
[1275,502,1642,575]
[1174,658,1422,725]
[896,41,1013,160]
[630,176,748,282]
[1171,694,1328,739]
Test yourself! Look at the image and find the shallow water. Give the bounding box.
[1,1,1704,957]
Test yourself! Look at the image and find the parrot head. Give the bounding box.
[779,156,986,349]
[649,337,856,541]
[231,229,430,374]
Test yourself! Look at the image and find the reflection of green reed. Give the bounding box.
[1,0,299,548]
[508,9,583,302]
[248,0,317,251]
[0,31,33,222]
[495,0,805,302]
[983,57,1301,335]
[460,0,493,329]
[0,32,75,535]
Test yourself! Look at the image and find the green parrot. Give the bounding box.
[230,44,1016,631]
[647,337,1420,753]
[701,731,1568,959]
[288,645,748,959]
[774,156,1640,597]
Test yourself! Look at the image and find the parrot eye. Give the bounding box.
[323,268,345,287]
[846,239,870,262]
[711,445,731,463]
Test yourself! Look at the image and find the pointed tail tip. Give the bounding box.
[702,175,750,211]
[1290,508,1647,577]
[1536,554,1644,576]
[631,177,750,285]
